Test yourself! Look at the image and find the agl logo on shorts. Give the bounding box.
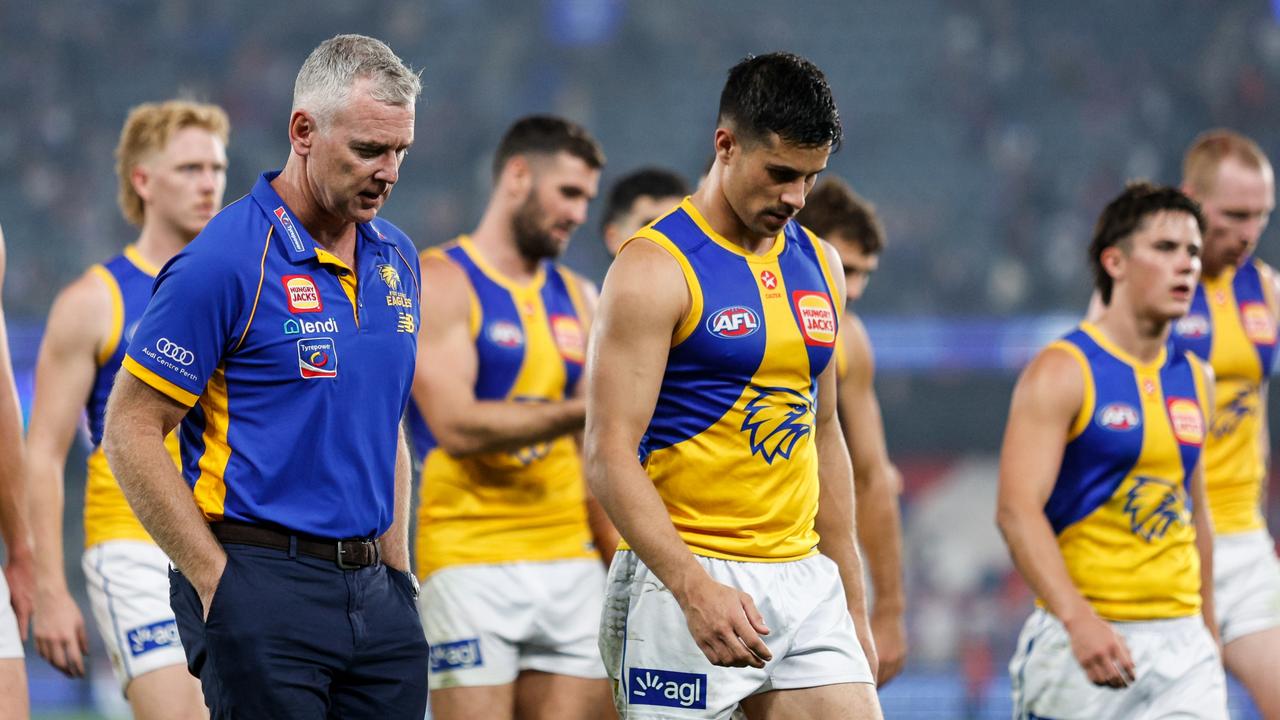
[628,667,707,709]
[707,306,760,338]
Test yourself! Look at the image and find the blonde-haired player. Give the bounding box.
[28,99,228,718]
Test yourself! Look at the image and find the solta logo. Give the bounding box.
[1123,476,1188,542]
[628,667,707,709]
[707,306,760,338]
[155,338,194,366]
[297,337,338,379]
[741,386,814,464]
[1096,403,1139,431]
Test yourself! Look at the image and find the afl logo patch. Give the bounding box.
[1241,302,1277,345]
[1174,314,1209,339]
[282,275,323,313]
[1167,397,1205,445]
[707,306,760,338]
[792,291,836,347]
[487,320,524,348]
[1096,402,1140,431]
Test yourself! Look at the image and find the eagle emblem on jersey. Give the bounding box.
[1122,476,1189,542]
[741,386,814,464]
[378,264,401,291]
[1211,386,1256,440]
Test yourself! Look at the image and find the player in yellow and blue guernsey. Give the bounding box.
[25,100,227,718]
[102,36,429,718]
[409,115,617,720]
[999,182,1227,719]
[600,167,688,257]
[1168,130,1280,719]
[586,53,882,718]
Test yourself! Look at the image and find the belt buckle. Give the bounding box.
[336,539,374,569]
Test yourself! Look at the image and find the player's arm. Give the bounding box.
[412,254,584,457]
[995,347,1135,688]
[839,311,905,685]
[105,375,226,616]
[584,239,771,669]
[378,427,412,573]
[0,229,32,645]
[26,272,106,676]
[568,272,621,567]
[1192,361,1219,646]
[813,243,878,680]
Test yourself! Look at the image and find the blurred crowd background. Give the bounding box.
[3,1,1280,717]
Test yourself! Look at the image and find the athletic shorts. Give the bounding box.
[419,558,607,690]
[1010,608,1227,719]
[83,541,186,691]
[0,570,21,659]
[1214,528,1280,645]
[600,550,873,719]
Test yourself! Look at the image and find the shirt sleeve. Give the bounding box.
[123,237,246,407]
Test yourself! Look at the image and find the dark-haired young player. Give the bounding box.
[586,53,881,718]
[999,183,1227,719]
[600,168,688,257]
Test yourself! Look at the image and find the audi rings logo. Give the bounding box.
[156,338,195,366]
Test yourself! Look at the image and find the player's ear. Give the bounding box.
[130,164,152,204]
[501,155,533,200]
[1100,244,1128,284]
[289,110,320,157]
[714,127,736,166]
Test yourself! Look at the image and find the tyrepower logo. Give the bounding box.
[1096,402,1140,431]
[297,337,338,379]
[155,338,194,366]
[282,275,323,313]
[274,206,306,253]
[793,291,836,346]
[628,667,707,709]
[127,619,180,657]
[706,306,760,338]
[429,638,483,672]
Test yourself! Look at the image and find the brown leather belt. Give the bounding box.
[210,521,380,569]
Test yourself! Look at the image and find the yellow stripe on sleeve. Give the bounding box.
[121,355,200,407]
[90,266,124,367]
[193,366,232,521]
[1047,340,1095,440]
[627,229,704,347]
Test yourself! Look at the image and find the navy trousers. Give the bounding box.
[170,543,429,719]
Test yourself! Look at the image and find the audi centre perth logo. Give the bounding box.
[156,338,194,366]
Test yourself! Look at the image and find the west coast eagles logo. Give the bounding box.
[1122,476,1189,542]
[740,386,814,464]
[378,264,401,291]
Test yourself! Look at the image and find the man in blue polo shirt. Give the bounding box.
[103,34,428,718]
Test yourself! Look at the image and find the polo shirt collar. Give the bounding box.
[252,171,396,266]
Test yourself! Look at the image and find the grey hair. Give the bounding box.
[292,34,422,129]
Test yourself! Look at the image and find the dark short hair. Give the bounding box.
[601,167,689,232]
[796,177,884,255]
[492,114,606,180]
[718,52,842,151]
[1090,181,1206,304]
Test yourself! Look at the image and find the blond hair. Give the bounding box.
[115,100,230,226]
[1183,128,1272,197]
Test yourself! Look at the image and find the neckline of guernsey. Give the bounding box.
[1079,321,1168,372]
[457,235,547,296]
[680,198,786,262]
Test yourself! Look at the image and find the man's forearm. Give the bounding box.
[26,456,68,592]
[378,431,412,572]
[855,464,905,616]
[105,418,223,589]
[433,397,585,457]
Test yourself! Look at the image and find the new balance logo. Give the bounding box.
[628,667,707,709]
[429,638,483,672]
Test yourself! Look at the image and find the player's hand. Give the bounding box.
[3,553,35,642]
[1063,612,1135,688]
[194,553,229,621]
[871,605,907,686]
[677,577,772,668]
[33,588,89,677]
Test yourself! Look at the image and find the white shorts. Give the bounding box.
[419,558,607,690]
[1010,608,1227,720]
[600,550,873,719]
[83,541,186,691]
[0,570,21,659]
[1214,528,1280,645]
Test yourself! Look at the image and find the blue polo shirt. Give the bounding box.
[123,171,421,539]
